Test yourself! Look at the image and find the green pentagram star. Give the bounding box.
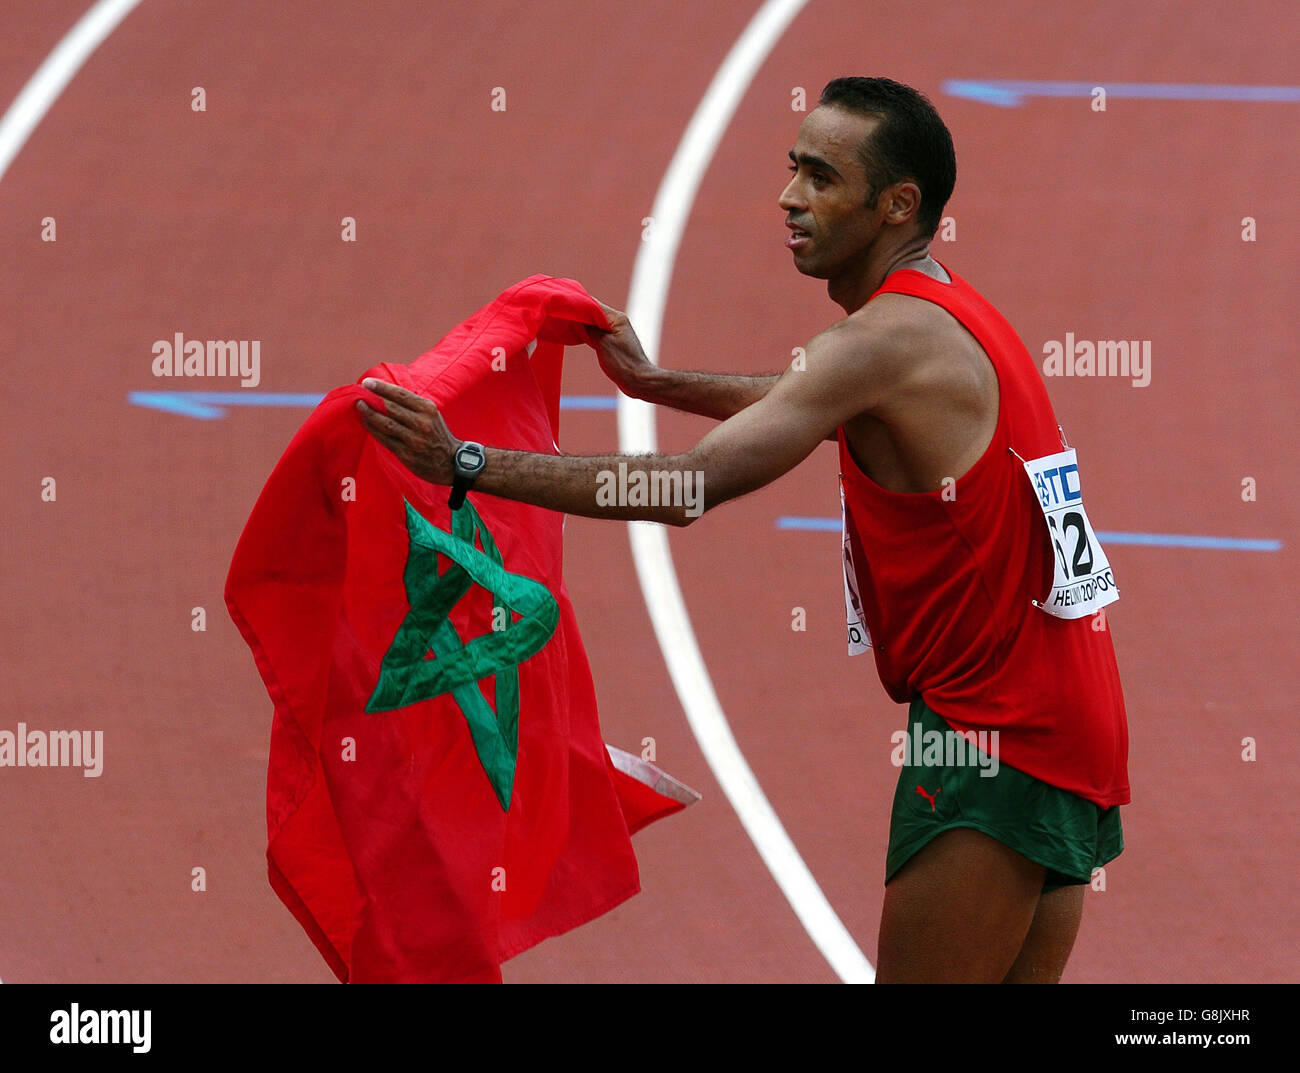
[366,498,560,810]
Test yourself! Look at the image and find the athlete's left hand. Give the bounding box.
[587,300,656,400]
[356,379,460,485]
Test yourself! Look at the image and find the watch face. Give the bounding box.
[455,443,485,474]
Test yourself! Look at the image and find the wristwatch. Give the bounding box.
[448,441,487,510]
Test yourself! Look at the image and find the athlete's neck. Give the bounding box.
[828,237,946,314]
[891,252,950,284]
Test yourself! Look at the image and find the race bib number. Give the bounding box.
[840,481,872,654]
[1021,448,1119,619]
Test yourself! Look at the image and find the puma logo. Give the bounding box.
[915,784,940,812]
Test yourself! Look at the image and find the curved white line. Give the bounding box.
[0,0,143,987]
[621,0,875,983]
[0,0,143,184]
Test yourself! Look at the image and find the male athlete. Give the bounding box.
[357,77,1130,984]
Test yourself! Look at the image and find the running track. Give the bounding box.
[0,0,1296,983]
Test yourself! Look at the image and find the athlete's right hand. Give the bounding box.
[587,300,656,400]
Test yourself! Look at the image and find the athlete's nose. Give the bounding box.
[778,179,805,213]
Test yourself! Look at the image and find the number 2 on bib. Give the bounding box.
[1021,448,1119,619]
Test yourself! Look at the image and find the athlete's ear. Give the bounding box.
[883,180,922,227]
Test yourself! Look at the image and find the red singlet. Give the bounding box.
[838,263,1130,807]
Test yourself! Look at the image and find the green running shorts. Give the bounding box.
[886,695,1123,892]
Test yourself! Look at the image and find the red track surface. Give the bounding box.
[1,1,1295,983]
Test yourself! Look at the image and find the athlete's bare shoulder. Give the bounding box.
[824,285,982,403]
[844,288,964,356]
[827,273,998,492]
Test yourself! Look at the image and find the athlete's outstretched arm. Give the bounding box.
[357,318,894,527]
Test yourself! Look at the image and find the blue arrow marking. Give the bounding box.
[776,516,1280,551]
[942,80,1300,108]
[128,390,617,419]
[127,391,325,419]
[556,395,619,410]
[1087,530,1281,552]
[776,516,841,532]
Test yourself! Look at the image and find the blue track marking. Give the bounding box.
[127,390,617,419]
[776,516,842,532]
[556,395,620,410]
[128,391,323,418]
[942,79,1300,108]
[775,516,1281,551]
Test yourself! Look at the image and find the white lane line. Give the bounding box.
[0,0,143,987]
[0,0,143,184]
[620,0,875,983]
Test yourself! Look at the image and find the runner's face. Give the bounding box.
[779,106,882,279]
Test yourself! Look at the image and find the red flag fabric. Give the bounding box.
[225,275,695,983]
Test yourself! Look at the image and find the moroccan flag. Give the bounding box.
[225,275,697,983]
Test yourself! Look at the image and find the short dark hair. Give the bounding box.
[818,77,956,237]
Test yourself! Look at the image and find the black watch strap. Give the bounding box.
[448,441,487,510]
